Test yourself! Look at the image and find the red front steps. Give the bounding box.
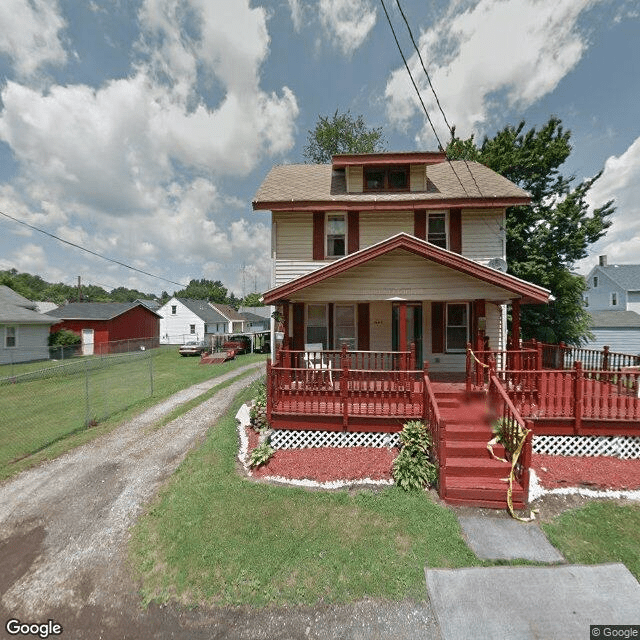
[433,384,527,509]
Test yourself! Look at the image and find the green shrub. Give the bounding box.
[393,420,437,491]
[249,440,274,468]
[48,329,81,347]
[249,382,269,431]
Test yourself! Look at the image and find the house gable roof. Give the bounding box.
[590,264,640,292]
[209,303,245,322]
[261,233,550,305]
[175,298,226,324]
[47,302,161,321]
[0,285,58,324]
[252,160,530,211]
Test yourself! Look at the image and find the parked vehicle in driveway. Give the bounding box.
[223,335,252,355]
[178,341,208,356]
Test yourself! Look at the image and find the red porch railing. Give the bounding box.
[423,371,447,497]
[266,346,424,430]
[494,364,640,430]
[487,373,533,500]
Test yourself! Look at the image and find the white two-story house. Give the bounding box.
[253,151,550,374]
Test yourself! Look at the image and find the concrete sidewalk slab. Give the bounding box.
[458,516,565,562]
[426,563,640,640]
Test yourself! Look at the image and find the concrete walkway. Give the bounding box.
[426,563,640,640]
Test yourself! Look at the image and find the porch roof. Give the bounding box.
[261,233,551,305]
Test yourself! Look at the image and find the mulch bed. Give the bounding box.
[532,453,640,491]
[244,426,639,490]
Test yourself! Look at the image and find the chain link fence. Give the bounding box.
[0,350,154,473]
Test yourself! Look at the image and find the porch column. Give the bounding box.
[398,301,408,352]
[511,299,521,348]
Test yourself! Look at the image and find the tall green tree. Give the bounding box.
[447,117,614,345]
[174,278,228,303]
[303,110,386,163]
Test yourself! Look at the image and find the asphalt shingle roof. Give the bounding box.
[597,265,640,291]
[0,285,58,324]
[177,299,226,323]
[589,310,640,328]
[47,302,161,321]
[252,161,530,206]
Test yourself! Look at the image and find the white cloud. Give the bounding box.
[385,0,598,142]
[577,136,640,272]
[319,0,377,55]
[0,0,299,295]
[0,0,68,77]
[288,0,305,31]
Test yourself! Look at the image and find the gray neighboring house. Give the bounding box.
[238,306,270,332]
[584,256,640,312]
[587,310,640,355]
[0,285,58,365]
[583,256,640,355]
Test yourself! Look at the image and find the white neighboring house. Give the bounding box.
[158,298,228,344]
[208,303,247,334]
[0,285,58,365]
[583,256,640,355]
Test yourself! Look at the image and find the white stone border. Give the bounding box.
[528,469,640,503]
[236,404,394,489]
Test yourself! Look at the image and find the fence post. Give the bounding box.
[341,353,350,431]
[574,361,583,433]
[84,358,91,426]
[148,353,154,396]
[603,345,610,371]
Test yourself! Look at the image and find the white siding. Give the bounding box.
[359,211,414,249]
[158,298,205,344]
[369,301,392,351]
[461,209,505,264]
[273,212,314,261]
[291,250,514,303]
[275,261,327,287]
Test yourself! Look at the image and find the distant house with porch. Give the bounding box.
[47,302,161,354]
[0,285,58,364]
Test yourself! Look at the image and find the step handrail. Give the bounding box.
[423,372,447,497]
[488,373,533,520]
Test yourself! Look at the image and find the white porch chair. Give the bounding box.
[303,343,333,385]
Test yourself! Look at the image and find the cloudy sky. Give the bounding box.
[0,0,638,297]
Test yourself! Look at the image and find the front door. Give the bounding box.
[82,328,94,356]
[392,303,423,366]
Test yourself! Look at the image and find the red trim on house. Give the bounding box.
[312,211,324,260]
[347,211,359,254]
[331,152,447,167]
[292,303,304,350]
[431,302,444,354]
[253,197,530,212]
[413,210,426,240]
[449,208,462,254]
[262,233,550,305]
[357,303,370,350]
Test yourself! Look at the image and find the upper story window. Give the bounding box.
[364,166,409,192]
[326,214,346,258]
[611,292,618,306]
[428,213,447,249]
[593,276,598,288]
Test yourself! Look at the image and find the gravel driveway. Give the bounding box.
[0,361,439,639]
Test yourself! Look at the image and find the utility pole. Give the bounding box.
[77,276,82,302]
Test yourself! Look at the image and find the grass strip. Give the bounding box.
[130,379,481,608]
[542,501,640,580]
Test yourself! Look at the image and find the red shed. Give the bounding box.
[47,302,161,355]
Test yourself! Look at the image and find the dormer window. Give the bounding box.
[364,166,409,192]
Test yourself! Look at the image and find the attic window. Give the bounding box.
[171,305,177,315]
[611,292,618,307]
[593,276,598,288]
[364,166,409,192]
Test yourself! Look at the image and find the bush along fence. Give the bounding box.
[0,351,154,473]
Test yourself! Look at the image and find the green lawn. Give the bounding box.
[542,501,640,581]
[0,347,266,480]
[130,379,481,607]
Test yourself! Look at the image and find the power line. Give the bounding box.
[389,0,484,198]
[0,209,190,289]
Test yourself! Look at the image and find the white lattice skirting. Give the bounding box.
[533,435,640,459]
[270,430,400,449]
